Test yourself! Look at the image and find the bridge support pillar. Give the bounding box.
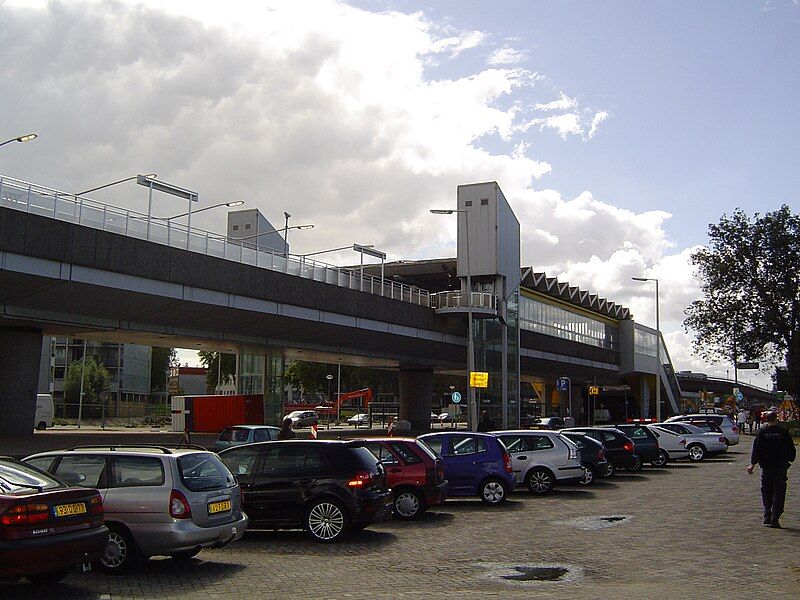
[0,327,43,436]
[399,368,433,431]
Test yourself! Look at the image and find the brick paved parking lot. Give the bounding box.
[3,437,799,600]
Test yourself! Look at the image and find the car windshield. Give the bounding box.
[177,453,236,492]
[287,411,303,418]
[219,427,250,442]
[0,458,63,494]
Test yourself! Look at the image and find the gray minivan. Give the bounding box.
[24,446,248,572]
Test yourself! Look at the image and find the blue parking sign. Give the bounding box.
[452,391,462,403]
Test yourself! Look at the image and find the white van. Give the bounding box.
[35,394,54,430]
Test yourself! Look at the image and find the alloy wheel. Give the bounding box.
[482,481,506,504]
[102,532,128,569]
[579,466,594,486]
[307,502,345,541]
[528,470,553,494]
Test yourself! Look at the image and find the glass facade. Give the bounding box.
[634,327,658,357]
[519,294,618,350]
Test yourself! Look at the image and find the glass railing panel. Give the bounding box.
[29,191,55,216]
[79,204,105,229]
[55,197,79,222]
[127,216,148,240]
[242,246,257,266]
[207,237,226,258]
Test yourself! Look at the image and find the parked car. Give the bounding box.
[362,438,448,519]
[24,446,247,572]
[417,432,515,505]
[609,424,662,467]
[213,425,281,452]
[219,440,392,542]
[562,427,638,475]
[653,422,728,461]
[559,431,611,485]
[646,425,689,463]
[527,416,566,430]
[0,457,107,584]
[665,414,740,446]
[347,413,370,426]
[286,411,319,428]
[493,430,583,494]
[438,413,452,422]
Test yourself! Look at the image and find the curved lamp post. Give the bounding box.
[77,173,156,196]
[633,276,660,422]
[0,133,37,148]
[164,200,244,221]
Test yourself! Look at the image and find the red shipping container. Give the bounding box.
[189,395,264,433]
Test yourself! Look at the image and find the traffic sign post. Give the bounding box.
[451,391,462,403]
[556,377,571,418]
[469,372,489,388]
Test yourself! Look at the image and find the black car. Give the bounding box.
[563,427,639,474]
[219,440,392,542]
[609,424,663,467]
[559,431,611,485]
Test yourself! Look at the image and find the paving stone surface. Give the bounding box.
[3,436,799,599]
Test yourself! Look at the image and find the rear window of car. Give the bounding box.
[111,456,165,488]
[621,427,652,440]
[178,453,235,491]
[219,427,250,442]
[0,459,63,494]
[390,442,422,465]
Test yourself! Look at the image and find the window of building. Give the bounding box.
[232,225,239,231]
[519,294,618,350]
[245,223,251,229]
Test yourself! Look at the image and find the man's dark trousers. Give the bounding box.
[761,466,788,524]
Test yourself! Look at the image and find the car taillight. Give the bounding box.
[732,426,739,433]
[1,502,50,526]
[347,470,375,488]
[90,494,104,516]
[598,448,605,460]
[169,489,192,519]
[502,450,513,473]
[623,441,634,453]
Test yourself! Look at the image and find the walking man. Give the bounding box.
[747,411,796,528]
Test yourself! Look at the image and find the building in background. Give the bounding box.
[227,208,286,253]
[169,366,208,397]
[47,338,152,414]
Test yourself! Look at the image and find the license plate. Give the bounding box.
[54,502,87,517]
[208,500,231,515]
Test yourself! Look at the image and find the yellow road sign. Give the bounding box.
[470,371,489,388]
[589,386,600,396]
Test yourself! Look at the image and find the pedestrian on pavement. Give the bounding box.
[387,416,395,437]
[747,411,754,434]
[737,408,748,434]
[277,417,296,440]
[476,410,496,433]
[747,411,796,528]
[754,407,762,431]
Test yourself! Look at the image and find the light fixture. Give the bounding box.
[0,133,38,148]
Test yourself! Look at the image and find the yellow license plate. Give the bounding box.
[208,500,231,515]
[54,502,87,517]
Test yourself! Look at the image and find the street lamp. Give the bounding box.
[76,173,157,196]
[431,208,476,431]
[164,200,244,221]
[326,373,334,405]
[0,133,37,148]
[633,276,661,422]
[231,224,314,249]
[283,212,291,257]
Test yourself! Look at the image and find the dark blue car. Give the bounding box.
[417,432,515,505]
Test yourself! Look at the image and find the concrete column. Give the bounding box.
[0,327,44,436]
[399,368,433,431]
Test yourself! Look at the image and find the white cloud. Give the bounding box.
[0,0,727,380]
[488,46,525,65]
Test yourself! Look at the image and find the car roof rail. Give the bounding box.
[64,445,175,454]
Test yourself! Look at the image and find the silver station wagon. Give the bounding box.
[23,445,248,572]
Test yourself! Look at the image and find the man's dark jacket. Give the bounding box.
[751,424,796,469]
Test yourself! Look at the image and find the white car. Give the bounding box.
[347,413,369,426]
[665,413,740,446]
[494,430,584,494]
[654,422,728,461]
[646,425,689,463]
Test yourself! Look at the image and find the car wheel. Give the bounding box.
[305,499,351,542]
[170,547,202,560]
[99,526,140,573]
[687,444,706,461]
[526,468,554,494]
[626,455,643,472]
[35,421,47,431]
[578,464,596,486]
[27,569,69,584]
[601,462,616,477]
[650,449,669,467]
[479,478,508,505]
[393,489,423,519]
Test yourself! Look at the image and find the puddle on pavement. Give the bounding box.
[503,566,570,582]
[553,514,632,530]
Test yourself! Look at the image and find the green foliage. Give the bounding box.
[283,361,398,399]
[685,205,800,404]
[150,347,177,391]
[198,351,237,390]
[63,358,111,407]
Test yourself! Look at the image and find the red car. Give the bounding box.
[362,438,447,519]
[0,457,107,584]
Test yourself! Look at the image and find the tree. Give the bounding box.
[684,205,800,414]
[198,351,237,390]
[150,347,177,391]
[63,358,111,415]
[283,361,398,401]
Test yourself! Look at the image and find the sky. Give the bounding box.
[2,0,798,388]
